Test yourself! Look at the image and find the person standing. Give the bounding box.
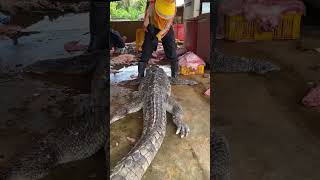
[110,28,127,53]
[87,0,109,52]
[139,0,178,78]
[145,0,158,55]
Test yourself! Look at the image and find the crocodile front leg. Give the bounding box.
[110,93,143,124]
[117,78,141,86]
[169,77,198,86]
[166,96,190,138]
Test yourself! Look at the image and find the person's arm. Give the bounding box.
[143,0,154,32]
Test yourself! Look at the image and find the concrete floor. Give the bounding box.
[0,13,89,72]
[110,66,210,180]
[215,36,320,180]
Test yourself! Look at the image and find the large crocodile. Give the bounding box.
[0,62,196,180]
[0,52,108,180]
[110,65,196,179]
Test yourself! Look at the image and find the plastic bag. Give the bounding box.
[178,52,205,70]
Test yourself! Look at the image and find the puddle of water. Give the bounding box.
[0,13,89,69]
[26,13,89,32]
[110,65,172,84]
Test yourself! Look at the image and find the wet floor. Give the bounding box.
[110,65,211,180]
[0,13,107,180]
[0,13,89,72]
[110,65,172,84]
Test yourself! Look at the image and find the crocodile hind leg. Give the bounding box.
[110,94,143,124]
[23,54,97,75]
[169,77,198,86]
[166,96,190,138]
[117,78,141,86]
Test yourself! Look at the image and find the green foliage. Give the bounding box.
[111,0,147,20]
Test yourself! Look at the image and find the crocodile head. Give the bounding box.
[254,60,281,74]
[145,65,171,94]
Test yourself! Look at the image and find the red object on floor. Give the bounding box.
[173,24,184,41]
[184,18,198,53]
[302,85,320,107]
[64,41,87,52]
[204,88,210,96]
[111,54,136,65]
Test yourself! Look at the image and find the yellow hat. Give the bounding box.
[155,0,176,19]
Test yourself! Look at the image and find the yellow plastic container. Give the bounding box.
[180,65,205,75]
[136,28,145,51]
[225,13,302,41]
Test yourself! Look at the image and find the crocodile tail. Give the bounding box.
[0,141,60,180]
[110,129,166,180]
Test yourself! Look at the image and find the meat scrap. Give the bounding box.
[148,58,161,65]
[156,47,188,60]
[204,88,210,96]
[126,137,136,145]
[0,25,22,36]
[111,54,137,66]
[302,85,320,107]
[178,52,205,70]
[64,41,88,52]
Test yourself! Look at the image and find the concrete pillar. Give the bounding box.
[183,0,201,20]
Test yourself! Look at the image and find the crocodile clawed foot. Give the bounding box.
[170,77,198,86]
[175,122,190,138]
[118,78,141,86]
[253,60,281,74]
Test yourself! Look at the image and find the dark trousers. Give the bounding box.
[88,0,108,51]
[153,39,158,51]
[140,25,177,63]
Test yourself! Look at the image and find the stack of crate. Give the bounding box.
[225,13,303,41]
